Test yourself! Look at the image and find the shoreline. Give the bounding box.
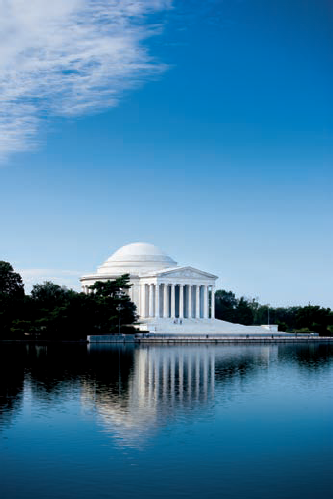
[1,335,333,345]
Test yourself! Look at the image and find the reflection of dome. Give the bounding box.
[97,242,177,276]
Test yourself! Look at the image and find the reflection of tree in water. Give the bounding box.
[214,346,271,387]
[26,344,86,404]
[0,342,136,432]
[277,343,333,371]
[0,345,25,430]
[86,343,135,397]
[25,344,135,406]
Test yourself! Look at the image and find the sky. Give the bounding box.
[1,0,332,307]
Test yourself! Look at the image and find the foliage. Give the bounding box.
[31,281,74,307]
[215,290,238,322]
[215,290,254,325]
[0,262,26,338]
[0,267,137,340]
[215,288,333,336]
[88,274,137,333]
[0,261,24,297]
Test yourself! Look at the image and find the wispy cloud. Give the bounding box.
[19,268,83,293]
[0,0,172,161]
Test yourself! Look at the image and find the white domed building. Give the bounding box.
[80,242,280,335]
[80,242,217,325]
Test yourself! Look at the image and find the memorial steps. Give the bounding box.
[138,318,283,335]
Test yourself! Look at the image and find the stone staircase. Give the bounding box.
[138,318,279,335]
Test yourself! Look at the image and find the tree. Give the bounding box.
[295,305,333,336]
[29,282,85,338]
[89,274,137,332]
[31,281,72,308]
[215,290,238,322]
[0,262,25,338]
[0,274,138,339]
[235,297,254,325]
[215,290,254,325]
[0,261,24,297]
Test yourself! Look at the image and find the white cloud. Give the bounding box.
[0,0,172,161]
[19,268,83,293]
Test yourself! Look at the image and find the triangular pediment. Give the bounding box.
[141,266,218,280]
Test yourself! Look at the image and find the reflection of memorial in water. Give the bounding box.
[132,346,216,413]
[82,345,275,446]
[82,346,216,446]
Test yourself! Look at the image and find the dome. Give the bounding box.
[97,242,177,276]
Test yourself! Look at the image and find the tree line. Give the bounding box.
[0,261,137,340]
[1,261,332,339]
[215,289,333,336]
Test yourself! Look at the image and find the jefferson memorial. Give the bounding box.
[80,242,277,334]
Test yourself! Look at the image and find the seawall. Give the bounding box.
[87,333,333,344]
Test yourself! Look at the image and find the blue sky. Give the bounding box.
[1,0,332,307]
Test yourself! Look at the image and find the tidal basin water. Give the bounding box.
[0,343,332,499]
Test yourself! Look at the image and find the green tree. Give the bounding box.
[295,305,333,336]
[215,290,254,325]
[31,281,73,307]
[29,282,87,338]
[0,271,138,340]
[0,262,25,338]
[215,290,238,322]
[0,261,24,297]
[89,274,137,333]
[235,297,254,325]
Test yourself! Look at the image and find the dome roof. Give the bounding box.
[97,242,177,276]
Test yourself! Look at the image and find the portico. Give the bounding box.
[139,281,215,320]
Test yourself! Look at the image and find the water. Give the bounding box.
[0,343,332,499]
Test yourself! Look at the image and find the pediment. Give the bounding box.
[154,266,217,280]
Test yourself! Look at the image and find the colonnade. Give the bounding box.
[141,283,215,320]
[134,347,215,404]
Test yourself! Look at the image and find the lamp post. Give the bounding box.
[116,303,122,395]
[117,303,122,336]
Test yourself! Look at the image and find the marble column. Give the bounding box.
[171,284,175,318]
[211,286,215,320]
[149,284,154,317]
[141,284,146,317]
[195,285,200,318]
[163,284,168,318]
[179,284,184,319]
[203,285,208,319]
[188,285,192,318]
[155,283,160,319]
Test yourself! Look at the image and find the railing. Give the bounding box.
[134,333,331,343]
[137,332,313,338]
